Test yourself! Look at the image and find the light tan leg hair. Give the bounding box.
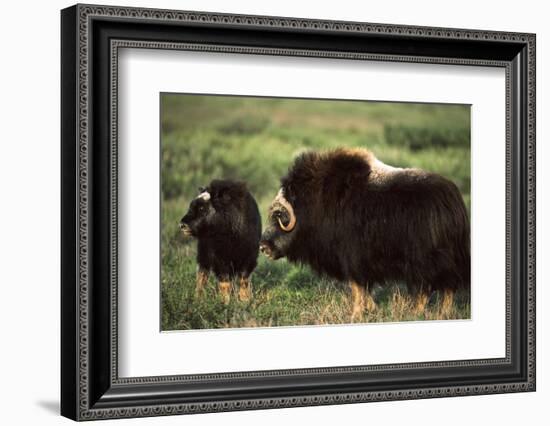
[238,276,252,302]
[413,291,429,316]
[195,269,209,297]
[218,281,231,304]
[365,291,377,313]
[440,289,454,319]
[350,281,365,323]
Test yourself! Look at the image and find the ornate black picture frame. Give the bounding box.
[61,4,536,421]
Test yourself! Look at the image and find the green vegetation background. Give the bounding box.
[161,94,471,330]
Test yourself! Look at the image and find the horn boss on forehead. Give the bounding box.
[274,189,296,232]
[197,191,211,201]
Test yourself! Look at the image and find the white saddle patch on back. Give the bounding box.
[368,156,408,187]
[372,157,402,174]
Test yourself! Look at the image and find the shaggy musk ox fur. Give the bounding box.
[260,148,470,320]
[179,179,261,303]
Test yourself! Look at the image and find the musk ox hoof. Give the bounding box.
[350,305,368,323]
[350,311,362,323]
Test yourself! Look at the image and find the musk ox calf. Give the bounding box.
[179,179,262,303]
[260,148,470,321]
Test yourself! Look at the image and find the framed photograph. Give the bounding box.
[61,4,536,421]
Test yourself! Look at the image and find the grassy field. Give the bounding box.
[161,94,471,331]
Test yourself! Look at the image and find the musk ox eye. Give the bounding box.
[272,210,283,221]
[275,210,292,230]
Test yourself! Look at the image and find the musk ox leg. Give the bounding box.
[365,290,377,313]
[350,281,365,322]
[412,288,430,316]
[440,289,454,319]
[218,280,231,304]
[238,276,252,302]
[195,269,209,297]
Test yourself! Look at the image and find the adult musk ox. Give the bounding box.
[260,148,470,321]
[179,179,262,303]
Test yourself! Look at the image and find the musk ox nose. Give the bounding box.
[179,222,192,235]
[259,242,272,257]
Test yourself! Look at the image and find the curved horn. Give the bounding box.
[275,189,296,232]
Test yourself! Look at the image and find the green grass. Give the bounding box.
[161,95,471,331]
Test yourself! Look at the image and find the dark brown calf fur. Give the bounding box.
[180,180,262,303]
[260,148,470,320]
